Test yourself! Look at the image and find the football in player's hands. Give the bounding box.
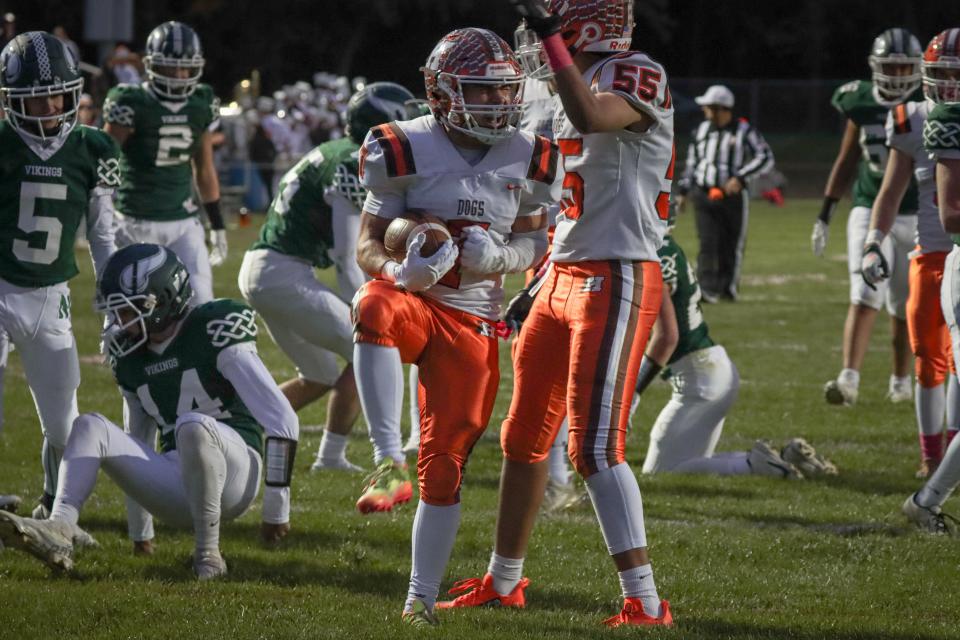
[384,212,452,262]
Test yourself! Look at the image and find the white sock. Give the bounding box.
[947,373,960,430]
[354,343,405,465]
[585,463,648,554]
[176,420,227,553]
[318,430,349,462]
[838,368,860,388]
[670,451,751,475]
[488,552,524,596]
[917,429,960,507]
[916,383,946,436]
[406,501,461,611]
[548,419,571,486]
[618,562,661,617]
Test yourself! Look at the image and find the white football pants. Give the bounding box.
[846,206,914,317]
[238,249,353,385]
[51,412,261,545]
[642,345,740,473]
[0,279,80,495]
[114,213,214,303]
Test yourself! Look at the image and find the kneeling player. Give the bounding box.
[634,214,836,478]
[0,244,299,578]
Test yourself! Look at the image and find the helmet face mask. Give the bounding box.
[423,28,525,145]
[96,244,194,358]
[514,22,552,81]
[868,28,922,101]
[144,21,204,100]
[923,29,960,104]
[0,31,83,143]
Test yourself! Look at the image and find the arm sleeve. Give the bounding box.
[329,194,369,300]
[86,191,117,280]
[358,129,411,219]
[736,123,775,182]
[216,342,299,524]
[121,389,157,541]
[501,226,549,274]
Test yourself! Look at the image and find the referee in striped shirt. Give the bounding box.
[676,85,775,301]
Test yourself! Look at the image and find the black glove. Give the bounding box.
[503,288,535,333]
[508,0,561,37]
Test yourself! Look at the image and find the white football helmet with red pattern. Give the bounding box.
[923,29,960,104]
[514,21,552,81]
[549,0,634,55]
[422,27,525,145]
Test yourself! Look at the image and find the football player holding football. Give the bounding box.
[0,244,299,578]
[903,27,960,534]
[353,27,558,624]
[239,82,419,474]
[862,30,960,478]
[103,21,223,304]
[0,32,119,519]
[812,28,923,406]
[439,0,674,627]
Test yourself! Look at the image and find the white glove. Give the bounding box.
[811,220,828,257]
[860,243,889,290]
[209,229,228,267]
[460,225,504,274]
[387,233,459,292]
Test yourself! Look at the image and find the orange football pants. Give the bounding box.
[502,260,662,477]
[907,251,955,387]
[352,280,500,506]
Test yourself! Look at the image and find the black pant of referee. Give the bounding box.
[691,187,749,301]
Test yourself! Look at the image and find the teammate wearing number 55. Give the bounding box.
[0,244,299,578]
[0,33,118,518]
[103,21,223,304]
[353,27,557,625]
[440,0,673,628]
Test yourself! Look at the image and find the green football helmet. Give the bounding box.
[868,28,922,101]
[0,31,83,142]
[144,21,204,100]
[96,244,194,358]
[345,81,419,145]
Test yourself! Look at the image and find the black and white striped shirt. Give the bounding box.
[677,118,775,194]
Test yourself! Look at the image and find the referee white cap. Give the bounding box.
[695,85,735,108]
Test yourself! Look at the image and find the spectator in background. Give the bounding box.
[0,13,15,51]
[676,85,775,302]
[104,43,143,85]
[250,97,279,204]
[77,93,99,126]
[52,25,80,63]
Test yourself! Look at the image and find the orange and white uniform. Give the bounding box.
[886,100,955,388]
[502,50,674,477]
[355,114,559,504]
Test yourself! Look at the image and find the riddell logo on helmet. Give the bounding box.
[485,62,518,77]
[610,40,630,50]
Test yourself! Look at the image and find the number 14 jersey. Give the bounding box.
[550,51,674,263]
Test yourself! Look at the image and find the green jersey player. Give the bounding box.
[0,244,299,578]
[631,210,835,479]
[0,32,119,517]
[103,21,223,304]
[812,28,923,407]
[239,82,419,475]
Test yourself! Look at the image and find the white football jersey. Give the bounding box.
[885,100,952,254]
[550,51,674,263]
[360,115,561,319]
[520,78,558,141]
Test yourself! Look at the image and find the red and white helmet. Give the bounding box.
[549,0,634,55]
[422,28,525,145]
[923,28,960,104]
[514,21,552,81]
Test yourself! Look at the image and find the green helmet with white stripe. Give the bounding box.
[0,31,83,142]
[144,21,205,100]
[345,81,419,145]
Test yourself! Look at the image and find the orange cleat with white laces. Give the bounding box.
[602,598,673,628]
[435,573,530,609]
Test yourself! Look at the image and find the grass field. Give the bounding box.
[0,199,957,640]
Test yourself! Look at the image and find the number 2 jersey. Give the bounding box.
[103,82,220,221]
[550,50,674,263]
[359,114,560,320]
[885,100,953,254]
[831,79,920,212]
[0,121,120,287]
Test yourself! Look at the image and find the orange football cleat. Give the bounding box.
[436,573,529,609]
[602,598,673,628]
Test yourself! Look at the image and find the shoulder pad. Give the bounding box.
[198,299,258,349]
[924,104,960,154]
[592,52,672,118]
[103,85,142,127]
[80,127,122,188]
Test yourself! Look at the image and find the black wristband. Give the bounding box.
[204,199,225,230]
[634,355,663,396]
[817,197,838,225]
[264,437,297,487]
